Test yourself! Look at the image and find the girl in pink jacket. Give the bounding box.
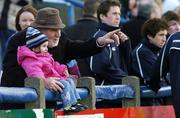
[17,27,87,114]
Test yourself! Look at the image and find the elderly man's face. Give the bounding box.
[41,28,61,48]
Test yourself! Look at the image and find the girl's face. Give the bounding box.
[19,11,35,30]
[32,41,48,53]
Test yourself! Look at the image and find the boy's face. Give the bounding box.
[32,41,48,53]
[148,30,167,48]
[100,6,121,27]
[167,20,180,35]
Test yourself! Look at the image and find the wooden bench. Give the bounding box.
[0,76,140,109]
[141,85,172,104]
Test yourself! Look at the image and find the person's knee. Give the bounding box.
[60,80,71,87]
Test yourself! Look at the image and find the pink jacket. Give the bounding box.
[17,46,68,80]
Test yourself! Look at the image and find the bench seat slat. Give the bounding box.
[141,85,171,98]
[96,85,135,100]
[0,87,37,103]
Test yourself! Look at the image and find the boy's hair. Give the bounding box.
[162,11,180,23]
[97,0,121,22]
[141,18,168,38]
[26,27,48,48]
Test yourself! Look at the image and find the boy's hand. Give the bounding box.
[117,31,128,42]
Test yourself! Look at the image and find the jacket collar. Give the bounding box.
[142,38,161,54]
[98,22,119,32]
[78,15,98,22]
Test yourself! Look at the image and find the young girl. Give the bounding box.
[17,27,87,114]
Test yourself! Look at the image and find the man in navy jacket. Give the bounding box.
[131,18,169,106]
[88,0,131,85]
[131,18,168,86]
[64,0,101,76]
[150,31,180,117]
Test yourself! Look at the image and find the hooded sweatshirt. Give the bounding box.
[17,46,68,80]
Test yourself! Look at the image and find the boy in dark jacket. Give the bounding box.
[131,18,168,86]
[88,0,131,85]
[150,31,180,118]
[131,18,169,105]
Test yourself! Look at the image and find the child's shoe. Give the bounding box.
[64,103,88,115]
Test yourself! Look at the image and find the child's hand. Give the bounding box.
[44,77,64,92]
[64,70,70,76]
[69,74,78,79]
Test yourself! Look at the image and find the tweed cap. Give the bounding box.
[26,27,48,48]
[31,7,65,29]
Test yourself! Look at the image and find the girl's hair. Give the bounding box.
[15,4,37,31]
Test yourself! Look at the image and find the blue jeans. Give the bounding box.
[59,78,80,108]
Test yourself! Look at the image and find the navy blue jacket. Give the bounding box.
[131,39,160,85]
[150,32,180,117]
[88,23,131,85]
